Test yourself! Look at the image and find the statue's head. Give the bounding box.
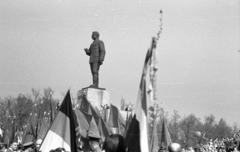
[92,31,99,40]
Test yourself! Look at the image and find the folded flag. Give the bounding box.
[108,104,125,135]
[74,109,92,138]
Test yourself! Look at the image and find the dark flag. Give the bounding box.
[89,106,112,141]
[97,116,112,141]
[101,108,109,124]
[124,112,133,137]
[39,90,77,152]
[149,119,159,152]
[2,118,11,146]
[30,113,38,139]
[80,97,92,114]
[74,109,92,138]
[108,104,125,135]
[159,118,172,148]
[36,115,48,140]
[9,118,16,145]
[22,113,37,145]
[50,100,54,124]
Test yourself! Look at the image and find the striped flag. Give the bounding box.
[125,42,155,152]
[39,90,77,152]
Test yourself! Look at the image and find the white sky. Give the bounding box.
[0,0,239,125]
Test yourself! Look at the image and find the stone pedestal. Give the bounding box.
[77,87,111,110]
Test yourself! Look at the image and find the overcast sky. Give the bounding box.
[0,0,239,125]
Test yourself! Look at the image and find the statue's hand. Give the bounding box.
[99,60,103,65]
[84,48,88,52]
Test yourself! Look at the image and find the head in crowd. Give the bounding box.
[8,141,18,152]
[168,143,181,152]
[49,147,66,152]
[77,137,85,152]
[88,137,101,151]
[35,138,43,151]
[103,134,126,152]
[22,142,34,152]
[158,145,167,152]
[0,143,7,152]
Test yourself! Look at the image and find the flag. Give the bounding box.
[88,117,101,139]
[125,40,155,152]
[108,104,118,129]
[149,119,159,152]
[108,104,125,135]
[22,125,34,145]
[30,113,38,139]
[124,112,133,137]
[80,97,92,114]
[89,106,111,141]
[40,90,77,152]
[2,118,11,146]
[148,38,158,102]
[36,115,48,140]
[20,112,37,143]
[50,100,54,124]
[78,96,112,141]
[159,118,172,148]
[101,108,109,124]
[97,116,112,141]
[22,113,37,144]
[9,118,16,145]
[74,109,92,138]
[125,80,148,152]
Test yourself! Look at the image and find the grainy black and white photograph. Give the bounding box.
[0,1,239,152]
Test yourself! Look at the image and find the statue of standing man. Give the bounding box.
[84,31,106,88]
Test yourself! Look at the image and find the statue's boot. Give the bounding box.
[90,74,99,88]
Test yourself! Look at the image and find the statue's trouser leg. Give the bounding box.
[91,62,100,87]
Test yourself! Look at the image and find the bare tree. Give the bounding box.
[169,110,181,142]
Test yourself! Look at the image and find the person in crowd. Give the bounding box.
[158,146,167,152]
[77,138,84,152]
[6,141,18,152]
[168,143,181,152]
[88,136,102,152]
[0,143,7,152]
[34,139,42,152]
[17,144,23,152]
[102,134,126,152]
[22,142,34,152]
[49,148,66,152]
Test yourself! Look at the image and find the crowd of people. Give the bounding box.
[0,138,42,152]
[182,131,240,152]
[0,131,239,152]
[0,134,128,152]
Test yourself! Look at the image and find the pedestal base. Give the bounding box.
[77,88,111,110]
